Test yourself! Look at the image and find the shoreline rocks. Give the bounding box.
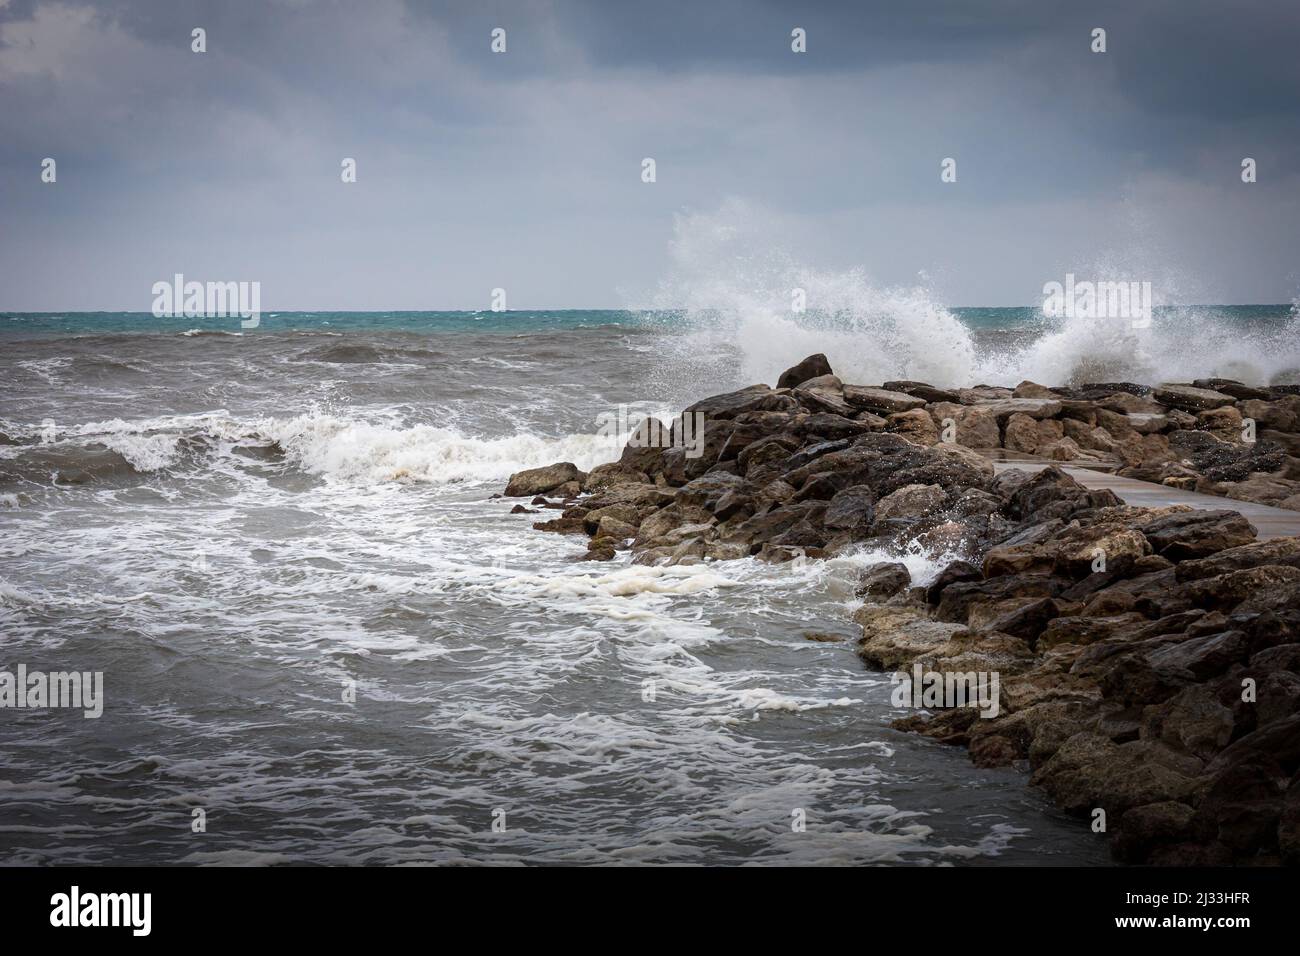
[503,355,1300,864]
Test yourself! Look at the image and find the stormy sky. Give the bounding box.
[1,0,1298,311]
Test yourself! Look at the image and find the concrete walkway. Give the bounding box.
[991,460,1300,541]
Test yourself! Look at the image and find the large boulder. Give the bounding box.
[504,462,587,497]
[823,484,877,532]
[842,385,927,415]
[684,385,798,420]
[882,380,962,404]
[1135,509,1257,560]
[929,403,1001,448]
[1153,383,1237,412]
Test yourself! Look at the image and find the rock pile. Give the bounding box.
[503,355,1300,864]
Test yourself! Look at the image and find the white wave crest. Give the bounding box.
[259,413,623,485]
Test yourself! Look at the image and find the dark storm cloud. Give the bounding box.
[0,0,1297,309]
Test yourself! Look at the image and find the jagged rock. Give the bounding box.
[856,562,911,599]
[1014,381,1059,400]
[1180,566,1300,611]
[882,380,962,404]
[822,484,876,532]
[1135,508,1256,560]
[1150,683,1235,760]
[842,385,927,414]
[675,471,745,511]
[874,483,947,523]
[925,560,982,605]
[793,376,855,417]
[582,502,643,533]
[975,398,1064,421]
[958,386,1015,403]
[935,573,1069,624]
[583,461,649,492]
[1191,378,1272,401]
[855,604,965,670]
[617,417,669,474]
[776,353,833,389]
[1153,383,1237,411]
[1170,429,1286,482]
[886,408,939,445]
[1039,613,1148,650]
[1040,437,1082,461]
[1239,397,1300,433]
[1003,466,1093,522]
[1195,752,1289,852]
[594,516,638,542]
[1031,735,1202,816]
[929,403,1000,448]
[1113,801,1197,863]
[684,384,798,420]
[1174,537,1300,582]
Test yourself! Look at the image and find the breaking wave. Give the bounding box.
[646,202,1300,393]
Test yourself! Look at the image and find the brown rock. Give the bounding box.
[777,353,833,389]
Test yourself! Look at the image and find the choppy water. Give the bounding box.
[8,305,1294,865]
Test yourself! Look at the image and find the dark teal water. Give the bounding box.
[2,305,1293,339]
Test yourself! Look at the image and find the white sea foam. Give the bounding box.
[259,413,624,485]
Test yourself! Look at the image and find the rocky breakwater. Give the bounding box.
[502,355,1300,864]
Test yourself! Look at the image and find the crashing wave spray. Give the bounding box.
[640,201,1300,395]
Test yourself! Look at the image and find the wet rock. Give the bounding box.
[886,408,939,445]
[1170,429,1286,482]
[822,484,876,532]
[882,380,962,404]
[1031,735,1202,816]
[855,604,966,670]
[929,403,1001,448]
[1195,752,1288,853]
[1013,381,1059,400]
[582,503,644,534]
[1135,508,1256,560]
[873,483,947,524]
[793,376,855,417]
[842,385,927,414]
[935,573,1070,624]
[675,471,745,511]
[1003,466,1093,522]
[975,397,1064,421]
[1238,397,1300,433]
[684,384,798,420]
[856,562,911,600]
[925,560,982,605]
[1180,565,1300,612]
[1191,378,1272,402]
[1174,537,1300,582]
[1039,613,1148,650]
[777,353,833,389]
[1113,801,1197,863]
[583,461,650,492]
[1153,383,1237,412]
[618,417,669,474]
